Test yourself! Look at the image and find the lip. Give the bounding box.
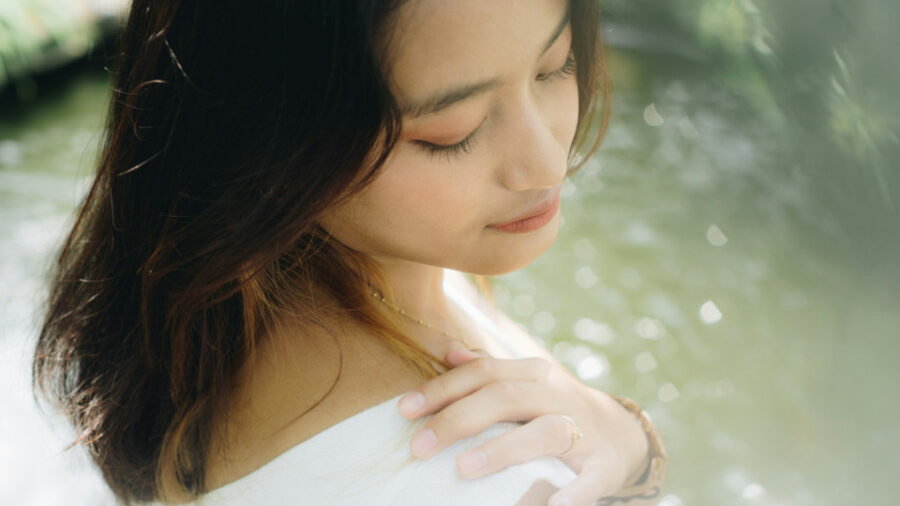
[488,191,561,233]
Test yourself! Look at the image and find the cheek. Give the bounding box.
[559,79,580,145]
[365,156,479,233]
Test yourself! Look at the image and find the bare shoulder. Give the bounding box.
[204,317,424,492]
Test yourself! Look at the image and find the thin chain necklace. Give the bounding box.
[368,285,475,351]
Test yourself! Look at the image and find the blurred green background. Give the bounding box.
[2,0,898,504]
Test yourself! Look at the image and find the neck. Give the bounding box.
[374,257,458,337]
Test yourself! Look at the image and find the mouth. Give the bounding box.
[488,191,561,233]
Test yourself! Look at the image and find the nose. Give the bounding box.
[496,90,569,192]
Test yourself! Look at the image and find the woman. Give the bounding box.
[33,0,667,504]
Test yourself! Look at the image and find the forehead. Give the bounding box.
[383,0,569,110]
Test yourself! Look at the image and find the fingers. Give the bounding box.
[407,380,565,459]
[445,345,484,366]
[547,458,628,506]
[454,414,576,479]
[397,356,552,419]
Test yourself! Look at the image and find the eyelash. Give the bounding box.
[416,51,576,161]
[416,122,483,161]
[537,50,577,82]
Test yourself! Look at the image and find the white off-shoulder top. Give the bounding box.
[190,270,576,505]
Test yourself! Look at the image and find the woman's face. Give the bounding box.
[318,0,578,276]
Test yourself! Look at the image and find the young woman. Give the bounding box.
[33,0,667,504]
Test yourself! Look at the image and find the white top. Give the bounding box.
[190,270,576,505]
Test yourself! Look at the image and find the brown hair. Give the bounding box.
[32,0,610,502]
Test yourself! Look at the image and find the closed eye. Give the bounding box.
[414,116,487,161]
[412,48,575,162]
[536,49,576,82]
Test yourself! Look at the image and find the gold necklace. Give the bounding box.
[368,285,475,351]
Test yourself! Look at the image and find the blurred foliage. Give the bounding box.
[0,0,123,98]
[602,0,900,273]
[603,0,899,205]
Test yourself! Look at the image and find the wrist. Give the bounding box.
[607,393,651,486]
[624,438,651,486]
[605,393,668,498]
[590,388,649,484]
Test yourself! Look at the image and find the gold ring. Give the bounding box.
[558,414,583,458]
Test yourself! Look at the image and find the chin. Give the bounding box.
[464,219,561,276]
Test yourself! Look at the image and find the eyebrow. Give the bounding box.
[401,8,572,118]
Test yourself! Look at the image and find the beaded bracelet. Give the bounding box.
[594,393,668,505]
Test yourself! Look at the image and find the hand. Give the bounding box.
[396,346,652,506]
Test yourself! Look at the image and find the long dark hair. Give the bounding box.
[32,0,610,502]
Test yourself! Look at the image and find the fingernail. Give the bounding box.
[398,392,425,417]
[458,450,487,476]
[550,496,571,506]
[446,348,475,364]
[411,428,437,457]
